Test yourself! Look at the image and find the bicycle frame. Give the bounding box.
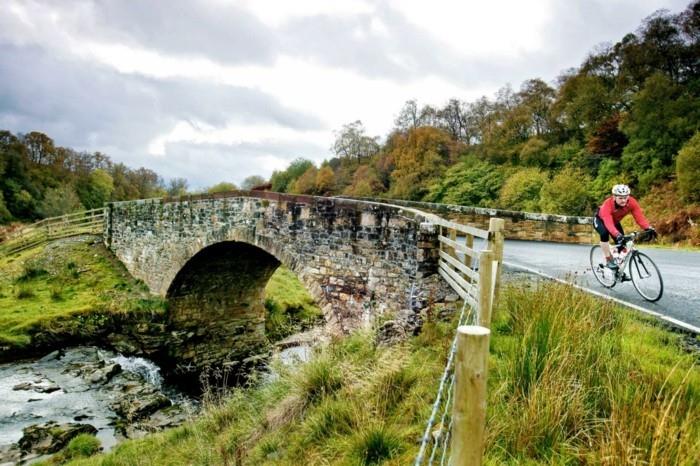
[612,237,636,281]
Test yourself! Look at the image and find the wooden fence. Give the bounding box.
[434,217,505,329]
[0,208,105,257]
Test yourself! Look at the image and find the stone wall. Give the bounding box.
[105,192,441,379]
[342,197,596,244]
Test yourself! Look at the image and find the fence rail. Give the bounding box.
[0,208,105,257]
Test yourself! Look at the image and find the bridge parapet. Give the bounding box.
[342,196,594,244]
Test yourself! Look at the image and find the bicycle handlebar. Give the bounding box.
[621,230,656,244]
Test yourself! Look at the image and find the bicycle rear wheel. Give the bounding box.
[629,252,663,302]
[589,245,616,288]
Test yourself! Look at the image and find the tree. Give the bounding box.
[289,165,318,194]
[343,165,383,197]
[676,131,700,202]
[270,158,314,192]
[539,167,593,215]
[0,191,11,222]
[586,113,628,158]
[207,182,238,194]
[241,175,267,190]
[77,169,114,209]
[427,160,508,207]
[519,138,550,166]
[166,178,189,197]
[22,131,55,164]
[38,185,83,217]
[332,121,380,164]
[314,166,335,195]
[437,99,473,143]
[517,79,556,137]
[389,127,453,200]
[621,72,700,192]
[394,100,420,132]
[499,168,549,212]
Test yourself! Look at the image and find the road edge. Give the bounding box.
[503,260,700,335]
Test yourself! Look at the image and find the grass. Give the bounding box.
[59,279,699,465]
[263,266,323,342]
[0,236,166,350]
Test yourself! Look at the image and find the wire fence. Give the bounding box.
[415,218,504,465]
[414,297,478,465]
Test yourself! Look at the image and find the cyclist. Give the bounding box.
[593,184,656,270]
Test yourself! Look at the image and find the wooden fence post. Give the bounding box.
[465,233,474,280]
[450,325,490,466]
[487,218,505,314]
[477,250,495,329]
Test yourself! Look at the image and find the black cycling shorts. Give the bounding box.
[593,215,623,242]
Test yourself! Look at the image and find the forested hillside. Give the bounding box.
[271,1,700,244]
[0,130,172,225]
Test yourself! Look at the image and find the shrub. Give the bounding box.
[539,166,593,215]
[349,425,402,465]
[294,356,343,405]
[16,264,48,282]
[64,433,101,458]
[16,285,35,299]
[676,131,700,202]
[519,137,550,166]
[498,168,549,212]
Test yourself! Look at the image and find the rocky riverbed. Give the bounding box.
[0,346,196,465]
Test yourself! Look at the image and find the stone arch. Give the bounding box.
[162,240,285,386]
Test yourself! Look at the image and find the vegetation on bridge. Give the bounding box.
[46,281,700,466]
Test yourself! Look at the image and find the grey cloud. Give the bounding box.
[0,44,323,150]
[75,0,277,66]
[155,140,328,189]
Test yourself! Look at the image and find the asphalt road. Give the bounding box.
[497,240,700,330]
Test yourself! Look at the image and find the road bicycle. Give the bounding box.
[589,230,663,302]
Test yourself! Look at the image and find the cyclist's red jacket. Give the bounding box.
[598,196,650,237]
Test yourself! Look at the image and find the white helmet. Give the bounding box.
[612,184,630,196]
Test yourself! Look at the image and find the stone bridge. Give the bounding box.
[104,191,444,381]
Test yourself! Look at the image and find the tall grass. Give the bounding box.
[488,281,699,464]
[62,280,699,465]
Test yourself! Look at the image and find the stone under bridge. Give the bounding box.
[104,191,444,380]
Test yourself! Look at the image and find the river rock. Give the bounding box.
[12,380,60,393]
[111,390,171,421]
[375,320,407,346]
[88,363,122,384]
[17,421,97,455]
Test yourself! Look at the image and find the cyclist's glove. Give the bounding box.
[615,233,625,245]
[644,227,657,241]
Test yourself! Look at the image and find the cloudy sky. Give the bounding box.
[0,0,691,189]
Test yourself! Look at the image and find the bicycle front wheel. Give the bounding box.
[629,252,663,302]
[589,245,616,288]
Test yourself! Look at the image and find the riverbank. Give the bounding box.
[50,280,700,465]
[0,346,195,465]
